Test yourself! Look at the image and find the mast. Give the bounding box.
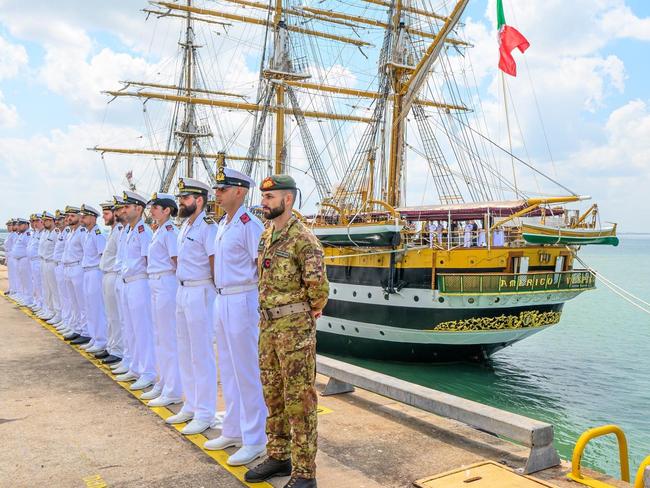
[184,0,194,177]
[273,0,286,173]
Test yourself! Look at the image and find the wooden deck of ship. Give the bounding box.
[0,268,627,488]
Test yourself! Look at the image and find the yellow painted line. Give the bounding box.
[83,474,108,488]
[3,295,272,488]
[317,405,333,415]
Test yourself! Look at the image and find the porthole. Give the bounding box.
[379,331,385,336]
[438,297,445,303]
[494,297,500,303]
[355,327,359,333]
[413,295,420,302]
[328,323,332,328]
[333,289,337,295]
[384,294,389,300]
[352,291,357,297]
[468,298,475,304]
[341,325,346,331]
[439,260,444,265]
[367,292,372,299]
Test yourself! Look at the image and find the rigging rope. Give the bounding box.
[571,250,650,316]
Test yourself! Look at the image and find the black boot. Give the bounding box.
[70,336,91,345]
[284,477,317,488]
[244,457,292,482]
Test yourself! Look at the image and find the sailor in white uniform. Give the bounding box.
[4,219,17,298]
[37,211,57,321]
[52,212,73,332]
[47,211,66,326]
[115,191,157,392]
[463,221,473,248]
[110,197,133,375]
[62,206,91,344]
[204,167,267,465]
[13,218,32,306]
[141,192,183,407]
[79,204,108,354]
[27,214,44,311]
[166,177,219,435]
[98,200,124,365]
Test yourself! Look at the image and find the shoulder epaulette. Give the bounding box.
[80,227,87,232]
[203,216,215,224]
[240,213,251,224]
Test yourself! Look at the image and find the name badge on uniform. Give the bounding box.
[276,250,290,258]
[186,236,195,242]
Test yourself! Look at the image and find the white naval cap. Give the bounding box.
[54,209,65,219]
[30,213,42,221]
[147,192,178,208]
[122,190,148,206]
[17,217,29,224]
[64,205,81,215]
[213,167,255,189]
[112,195,126,208]
[80,204,100,217]
[176,177,212,197]
[41,210,55,220]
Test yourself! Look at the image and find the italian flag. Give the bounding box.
[497,0,530,76]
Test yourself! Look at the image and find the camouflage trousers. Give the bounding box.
[259,312,318,479]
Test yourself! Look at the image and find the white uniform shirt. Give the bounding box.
[112,224,130,273]
[122,218,152,278]
[41,229,57,261]
[147,220,178,275]
[13,231,30,259]
[62,226,87,265]
[100,224,122,272]
[53,227,70,263]
[82,225,106,268]
[27,229,41,260]
[176,210,217,282]
[213,206,263,288]
[4,232,15,257]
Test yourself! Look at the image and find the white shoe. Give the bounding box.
[148,396,183,407]
[115,371,138,382]
[227,444,266,466]
[130,377,154,391]
[112,364,130,374]
[86,345,104,353]
[166,411,193,425]
[181,419,212,435]
[48,315,62,324]
[204,436,242,451]
[110,361,126,370]
[139,386,162,400]
[80,342,94,350]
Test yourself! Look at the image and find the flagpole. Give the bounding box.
[501,71,519,198]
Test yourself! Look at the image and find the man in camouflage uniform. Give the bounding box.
[245,175,329,488]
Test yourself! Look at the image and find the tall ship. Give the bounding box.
[94,0,618,362]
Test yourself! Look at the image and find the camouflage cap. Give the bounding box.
[259,174,297,191]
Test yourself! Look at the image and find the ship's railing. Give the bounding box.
[437,270,595,294]
[403,227,524,249]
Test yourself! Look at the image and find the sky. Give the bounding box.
[0,0,648,232]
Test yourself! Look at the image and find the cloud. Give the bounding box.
[0,90,19,128]
[0,34,28,80]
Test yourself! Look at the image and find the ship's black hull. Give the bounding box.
[316,330,510,362]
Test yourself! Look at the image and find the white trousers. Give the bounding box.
[114,275,131,368]
[84,268,107,348]
[123,278,156,381]
[55,263,70,323]
[64,265,88,336]
[42,261,58,316]
[150,275,182,398]
[214,290,267,445]
[7,256,18,294]
[103,272,123,357]
[176,284,217,423]
[30,259,43,307]
[18,257,33,304]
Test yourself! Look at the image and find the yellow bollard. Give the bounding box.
[567,425,630,487]
[634,455,650,488]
